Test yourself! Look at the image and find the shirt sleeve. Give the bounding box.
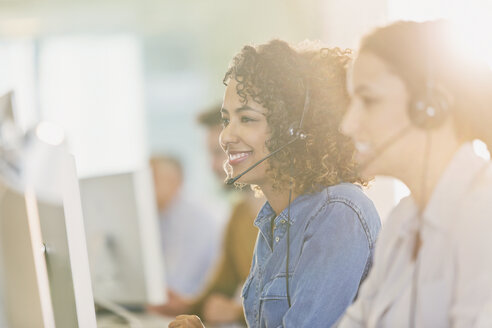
[174,212,221,296]
[336,239,382,328]
[280,201,374,328]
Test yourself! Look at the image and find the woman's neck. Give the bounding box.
[399,134,461,210]
[259,183,297,215]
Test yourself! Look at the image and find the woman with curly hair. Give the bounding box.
[338,20,492,327]
[169,39,380,327]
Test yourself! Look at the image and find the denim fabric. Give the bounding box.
[242,183,381,328]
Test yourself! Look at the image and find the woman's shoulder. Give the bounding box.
[302,183,381,246]
[325,182,371,204]
[454,163,492,241]
[324,183,380,224]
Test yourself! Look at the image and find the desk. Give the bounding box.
[97,311,174,328]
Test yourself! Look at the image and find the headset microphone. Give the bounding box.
[225,88,310,186]
[224,131,305,185]
[356,123,413,173]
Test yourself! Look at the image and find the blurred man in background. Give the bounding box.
[150,155,221,299]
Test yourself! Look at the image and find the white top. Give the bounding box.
[338,143,492,328]
[476,302,492,327]
[159,191,222,297]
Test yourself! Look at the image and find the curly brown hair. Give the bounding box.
[223,39,366,195]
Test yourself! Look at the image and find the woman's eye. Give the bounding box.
[221,117,230,127]
[240,116,256,123]
[361,96,380,107]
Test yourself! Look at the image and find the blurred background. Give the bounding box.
[0,0,491,220]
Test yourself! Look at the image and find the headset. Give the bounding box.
[406,26,452,328]
[407,81,450,130]
[224,88,309,186]
[355,74,451,328]
[350,27,453,327]
[408,22,452,131]
[225,85,311,308]
[358,40,453,174]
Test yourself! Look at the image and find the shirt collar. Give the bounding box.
[393,196,420,238]
[254,192,316,243]
[254,193,314,226]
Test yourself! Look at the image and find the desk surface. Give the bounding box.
[97,311,174,328]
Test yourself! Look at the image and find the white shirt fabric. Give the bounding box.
[338,143,492,328]
[159,191,222,297]
[476,302,492,327]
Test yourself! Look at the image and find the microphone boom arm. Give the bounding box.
[225,137,299,185]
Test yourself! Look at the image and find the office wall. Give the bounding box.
[0,0,489,213]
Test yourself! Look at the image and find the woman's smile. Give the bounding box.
[227,150,253,166]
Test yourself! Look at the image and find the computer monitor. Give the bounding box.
[0,91,23,179]
[0,182,55,328]
[0,153,97,328]
[79,167,166,307]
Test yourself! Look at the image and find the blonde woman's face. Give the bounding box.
[219,79,271,186]
[341,51,425,178]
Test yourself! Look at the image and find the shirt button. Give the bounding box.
[280,219,286,224]
[275,236,280,242]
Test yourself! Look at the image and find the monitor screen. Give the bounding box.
[79,167,166,307]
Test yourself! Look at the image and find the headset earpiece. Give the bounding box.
[288,125,307,140]
[409,26,452,130]
[408,84,451,130]
[287,85,310,140]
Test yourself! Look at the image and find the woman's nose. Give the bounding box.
[219,123,239,151]
[340,103,361,138]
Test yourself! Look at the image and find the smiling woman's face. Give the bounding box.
[341,51,425,178]
[219,79,271,186]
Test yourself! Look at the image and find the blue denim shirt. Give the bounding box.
[241,183,381,327]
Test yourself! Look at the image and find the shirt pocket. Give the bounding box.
[241,274,254,299]
[260,274,289,300]
[259,274,290,325]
